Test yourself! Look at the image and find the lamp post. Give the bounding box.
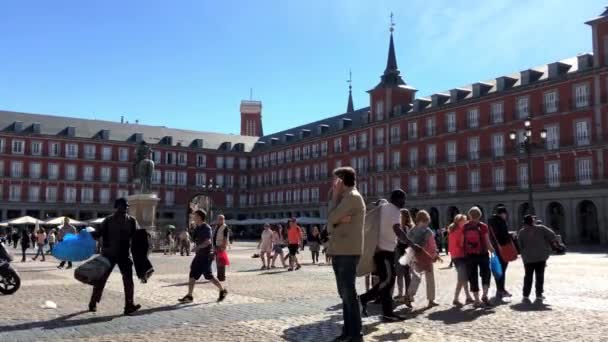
[509,118,547,216]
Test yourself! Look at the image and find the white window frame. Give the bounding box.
[46,186,57,203]
[447,172,457,193]
[427,144,436,167]
[9,185,21,202]
[545,124,560,150]
[546,161,560,188]
[408,176,418,195]
[491,102,504,124]
[493,167,505,191]
[446,112,456,132]
[31,141,43,156]
[426,116,436,137]
[28,185,40,202]
[518,164,528,189]
[29,162,41,179]
[11,139,24,155]
[118,168,129,183]
[470,170,480,192]
[65,164,77,181]
[446,141,457,163]
[390,125,401,144]
[196,154,207,168]
[101,167,111,182]
[544,90,558,113]
[49,142,60,157]
[84,144,96,159]
[375,127,385,146]
[66,143,78,159]
[575,120,591,146]
[574,83,590,108]
[83,165,94,182]
[576,158,592,185]
[409,148,418,168]
[48,163,59,180]
[408,121,418,140]
[428,174,437,195]
[469,136,480,160]
[467,108,479,128]
[102,146,112,161]
[492,134,504,157]
[517,96,529,119]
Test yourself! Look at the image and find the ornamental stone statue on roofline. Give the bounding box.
[134,141,155,194]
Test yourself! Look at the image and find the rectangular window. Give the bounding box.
[408,121,418,140]
[226,194,234,207]
[491,102,504,124]
[321,141,328,156]
[117,168,128,183]
[294,148,301,161]
[545,125,560,150]
[48,163,59,180]
[546,161,560,187]
[576,158,592,185]
[494,167,505,191]
[196,154,207,168]
[376,153,384,172]
[216,174,224,187]
[358,156,368,175]
[152,170,161,184]
[81,188,94,204]
[64,187,77,203]
[31,141,43,156]
[574,84,590,108]
[390,125,401,144]
[195,173,207,187]
[492,134,504,157]
[49,142,60,157]
[12,140,24,154]
[285,149,292,162]
[65,164,77,181]
[544,90,558,113]
[9,185,21,202]
[166,152,176,165]
[575,120,590,146]
[302,146,310,160]
[392,151,400,170]
[239,157,247,170]
[360,181,368,197]
[28,186,40,202]
[84,145,96,159]
[102,146,112,161]
[177,172,187,186]
[517,96,529,119]
[152,151,161,164]
[312,144,319,158]
[391,176,401,190]
[467,108,479,128]
[447,172,457,193]
[216,156,224,168]
[178,152,188,166]
[82,166,93,181]
[66,143,78,159]
[0,138,4,153]
[427,144,436,166]
[446,141,457,163]
[100,189,110,204]
[359,132,368,149]
[408,176,418,195]
[470,170,480,192]
[446,112,456,132]
[519,164,528,189]
[409,148,418,168]
[101,167,111,182]
[165,191,175,205]
[348,135,357,151]
[313,164,320,180]
[29,162,41,179]
[376,179,384,196]
[375,128,385,146]
[426,116,436,137]
[46,186,57,203]
[334,138,343,153]
[226,156,234,169]
[428,174,437,194]
[469,137,480,160]
[375,100,384,121]
[11,161,23,178]
[239,195,247,207]
[0,161,3,177]
[165,171,175,185]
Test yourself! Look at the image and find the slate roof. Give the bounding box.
[0,110,260,152]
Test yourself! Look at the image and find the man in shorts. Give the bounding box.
[286,219,302,271]
[178,210,227,303]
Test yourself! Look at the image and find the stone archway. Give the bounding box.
[546,202,566,241]
[429,207,440,230]
[577,200,600,244]
[447,206,460,223]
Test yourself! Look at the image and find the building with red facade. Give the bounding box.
[1,8,607,244]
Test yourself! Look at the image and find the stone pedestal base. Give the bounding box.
[128,193,160,249]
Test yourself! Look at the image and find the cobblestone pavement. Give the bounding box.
[1,243,607,341]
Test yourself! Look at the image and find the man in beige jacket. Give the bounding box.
[327,167,366,342]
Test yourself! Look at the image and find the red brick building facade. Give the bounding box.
[1,8,607,244]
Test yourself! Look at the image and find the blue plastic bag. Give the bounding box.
[52,230,97,262]
[490,253,503,279]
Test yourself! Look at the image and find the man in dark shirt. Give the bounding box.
[488,206,512,299]
[89,198,141,315]
[178,209,227,303]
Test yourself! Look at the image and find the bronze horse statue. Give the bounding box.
[134,142,155,194]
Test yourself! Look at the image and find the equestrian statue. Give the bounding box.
[134,141,155,194]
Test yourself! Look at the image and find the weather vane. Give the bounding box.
[390,12,395,33]
[347,69,352,90]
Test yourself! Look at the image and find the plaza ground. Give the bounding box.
[0,242,607,342]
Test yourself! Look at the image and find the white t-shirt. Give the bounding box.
[377,203,401,251]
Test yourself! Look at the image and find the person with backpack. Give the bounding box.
[213,215,230,282]
[488,206,514,299]
[517,215,558,303]
[448,214,474,306]
[464,206,495,307]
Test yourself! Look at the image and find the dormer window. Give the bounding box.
[375,101,384,121]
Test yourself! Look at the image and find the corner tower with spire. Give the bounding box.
[347,70,354,113]
[368,13,417,121]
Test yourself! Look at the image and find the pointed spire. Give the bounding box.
[385,13,398,73]
[347,69,354,113]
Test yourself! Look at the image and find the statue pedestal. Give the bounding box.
[128,193,160,250]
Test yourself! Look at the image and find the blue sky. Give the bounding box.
[0,1,603,135]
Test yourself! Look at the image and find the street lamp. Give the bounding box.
[509,117,547,216]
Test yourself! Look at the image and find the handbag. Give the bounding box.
[490,253,503,279]
[489,225,518,262]
[74,255,112,285]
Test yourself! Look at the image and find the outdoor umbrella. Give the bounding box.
[88,217,105,225]
[8,216,44,225]
[52,229,96,262]
[45,216,85,226]
[0,222,8,227]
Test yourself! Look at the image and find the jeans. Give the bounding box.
[58,260,73,268]
[332,255,362,338]
[493,255,509,293]
[33,244,45,260]
[91,256,135,307]
[466,253,491,293]
[523,261,546,298]
[360,250,396,315]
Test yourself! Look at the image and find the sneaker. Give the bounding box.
[503,290,513,298]
[287,268,294,271]
[178,295,193,303]
[522,297,532,304]
[427,301,439,308]
[88,303,97,312]
[452,300,463,307]
[465,298,475,305]
[295,264,301,270]
[124,304,141,316]
[382,313,405,322]
[536,295,546,301]
[481,296,492,306]
[66,265,72,270]
[217,289,228,303]
[473,300,483,308]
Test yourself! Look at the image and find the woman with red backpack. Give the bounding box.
[464,206,495,307]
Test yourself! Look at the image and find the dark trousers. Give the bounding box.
[59,260,73,268]
[466,253,491,293]
[21,246,28,261]
[90,257,135,307]
[493,255,509,293]
[216,263,226,282]
[332,255,362,338]
[360,250,396,315]
[33,244,45,260]
[523,261,546,298]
